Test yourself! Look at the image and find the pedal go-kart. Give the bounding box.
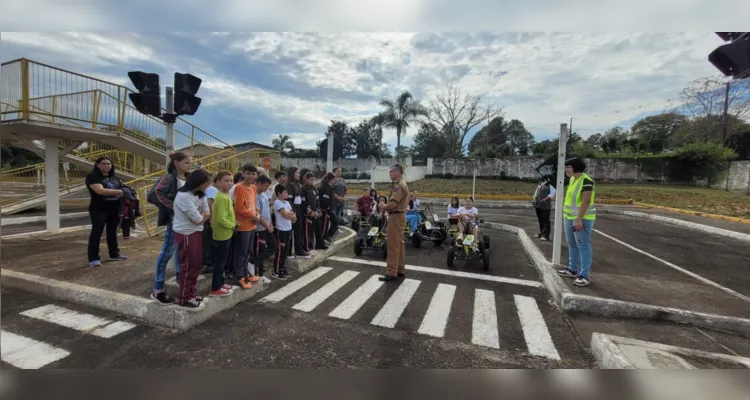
[349,208,370,232]
[446,220,491,270]
[408,204,448,248]
[353,214,388,259]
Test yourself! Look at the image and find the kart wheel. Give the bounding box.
[482,249,490,270]
[354,238,364,256]
[447,247,454,268]
[351,218,360,232]
[411,232,422,248]
[483,235,491,249]
[431,229,446,246]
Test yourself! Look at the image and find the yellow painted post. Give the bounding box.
[20,59,30,120]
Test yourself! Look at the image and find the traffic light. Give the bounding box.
[709,32,750,79]
[127,71,161,117]
[173,73,202,115]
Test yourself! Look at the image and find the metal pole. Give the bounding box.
[165,86,174,166]
[551,123,569,265]
[722,81,730,145]
[327,132,334,173]
[472,163,477,199]
[370,156,375,189]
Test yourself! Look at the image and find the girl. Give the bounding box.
[173,168,211,310]
[406,193,421,234]
[317,172,339,245]
[447,195,460,232]
[209,171,237,297]
[150,151,192,305]
[457,196,479,244]
[273,184,296,280]
[85,157,127,267]
[285,166,311,259]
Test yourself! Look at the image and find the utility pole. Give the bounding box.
[165,86,174,165]
[326,131,334,173]
[722,81,730,145]
[552,123,569,265]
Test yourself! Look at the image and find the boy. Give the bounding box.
[301,172,328,251]
[209,171,237,297]
[273,184,296,280]
[202,180,218,273]
[233,164,261,289]
[272,171,287,203]
[253,174,279,285]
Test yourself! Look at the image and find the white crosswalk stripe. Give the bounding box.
[262,268,562,359]
[1,330,70,369]
[20,304,136,338]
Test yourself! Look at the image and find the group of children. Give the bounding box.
[167,161,341,310]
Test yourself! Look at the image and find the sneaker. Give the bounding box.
[536,233,542,238]
[272,271,288,280]
[178,299,203,311]
[540,237,549,241]
[110,255,128,261]
[295,253,311,259]
[89,260,101,268]
[281,269,291,279]
[574,277,590,287]
[557,269,577,278]
[151,291,175,305]
[209,288,232,297]
[222,284,233,291]
[195,296,204,302]
[261,276,273,285]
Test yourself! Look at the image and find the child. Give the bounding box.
[172,168,212,310]
[273,184,296,280]
[447,195,460,232]
[224,171,245,280]
[457,196,479,245]
[406,193,421,234]
[317,172,339,246]
[209,171,237,297]
[302,172,327,251]
[253,174,279,285]
[233,164,261,289]
[202,181,218,273]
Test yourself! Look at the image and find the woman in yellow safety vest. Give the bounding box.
[556,157,596,287]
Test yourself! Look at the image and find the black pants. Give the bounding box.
[319,209,339,241]
[254,230,279,275]
[293,209,307,255]
[88,203,121,262]
[121,218,132,238]
[535,208,551,239]
[211,238,232,291]
[274,230,293,274]
[202,221,214,269]
[306,215,327,250]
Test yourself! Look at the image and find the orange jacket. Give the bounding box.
[234,183,258,231]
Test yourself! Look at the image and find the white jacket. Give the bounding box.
[173,191,210,235]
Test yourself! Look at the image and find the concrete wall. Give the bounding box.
[711,160,750,192]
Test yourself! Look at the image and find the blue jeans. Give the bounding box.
[564,218,594,279]
[406,212,420,233]
[153,222,181,292]
[335,204,344,220]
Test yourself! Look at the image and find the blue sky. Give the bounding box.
[0,30,728,150]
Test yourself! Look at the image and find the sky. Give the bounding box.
[0,6,740,151]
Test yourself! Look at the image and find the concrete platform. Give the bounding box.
[591,333,750,369]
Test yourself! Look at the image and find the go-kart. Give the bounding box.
[446,219,491,270]
[349,208,371,232]
[353,214,388,259]
[407,204,448,248]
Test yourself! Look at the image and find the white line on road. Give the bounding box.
[328,256,543,288]
[1,330,70,369]
[514,295,560,360]
[472,289,500,349]
[417,283,456,338]
[19,304,136,338]
[371,278,421,328]
[259,267,332,303]
[329,275,384,320]
[292,270,360,312]
[594,229,750,304]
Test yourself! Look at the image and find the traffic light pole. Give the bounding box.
[551,123,568,265]
[327,131,334,173]
[165,86,175,165]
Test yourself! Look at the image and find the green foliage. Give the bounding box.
[671,141,737,183]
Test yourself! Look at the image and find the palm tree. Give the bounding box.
[377,90,427,162]
[272,134,295,154]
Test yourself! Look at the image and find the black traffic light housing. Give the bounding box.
[709,32,750,79]
[173,73,202,116]
[127,71,161,117]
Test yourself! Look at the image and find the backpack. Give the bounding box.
[147,176,166,206]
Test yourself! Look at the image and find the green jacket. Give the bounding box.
[212,191,237,241]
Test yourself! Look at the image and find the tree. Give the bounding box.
[505,119,535,155]
[673,115,750,147]
[350,119,382,158]
[411,123,449,158]
[630,112,687,153]
[679,76,750,122]
[377,90,427,162]
[532,139,557,156]
[426,84,503,158]
[600,127,629,153]
[317,120,356,159]
[584,133,603,151]
[468,116,509,157]
[287,148,319,158]
[271,134,295,154]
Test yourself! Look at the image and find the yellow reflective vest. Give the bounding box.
[563,173,596,220]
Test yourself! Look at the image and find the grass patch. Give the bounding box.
[347,179,750,219]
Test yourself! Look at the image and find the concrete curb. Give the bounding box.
[1,268,265,331]
[591,333,750,369]
[484,221,750,336]
[634,202,750,225]
[286,226,357,273]
[603,209,750,243]
[1,212,89,226]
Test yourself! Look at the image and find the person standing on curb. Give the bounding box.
[378,164,409,282]
[532,177,556,241]
[557,157,596,287]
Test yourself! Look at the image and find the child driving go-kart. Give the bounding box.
[456,196,480,246]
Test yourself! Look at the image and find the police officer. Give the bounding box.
[378,164,409,282]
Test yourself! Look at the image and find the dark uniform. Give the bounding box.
[385,178,409,278]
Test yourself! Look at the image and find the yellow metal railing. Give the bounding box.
[0,58,235,160]
[0,161,92,209]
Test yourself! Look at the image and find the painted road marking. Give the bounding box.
[329,275,384,320]
[594,229,750,304]
[260,267,332,303]
[19,304,136,338]
[514,295,561,360]
[292,270,361,312]
[1,330,70,369]
[370,278,421,328]
[417,283,456,338]
[472,289,500,349]
[328,256,543,288]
